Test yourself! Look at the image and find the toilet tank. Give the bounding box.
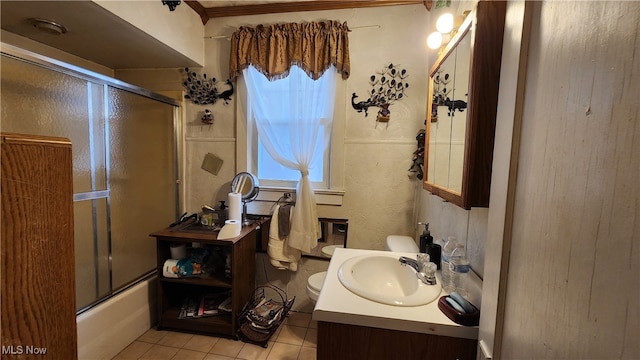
[385,235,419,252]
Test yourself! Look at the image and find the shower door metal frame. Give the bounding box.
[1,42,182,314]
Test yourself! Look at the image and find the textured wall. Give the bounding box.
[94,0,205,65]
[187,6,432,246]
[498,2,639,358]
[116,3,490,312]
[180,5,433,311]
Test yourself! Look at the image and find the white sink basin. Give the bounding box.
[337,253,442,306]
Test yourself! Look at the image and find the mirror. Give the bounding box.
[428,31,471,193]
[232,172,259,201]
[424,1,506,209]
[232,172,259,225]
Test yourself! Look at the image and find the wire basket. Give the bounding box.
[237,284,295,347]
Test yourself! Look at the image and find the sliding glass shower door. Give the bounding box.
[107,88,176,290]
[1,48,179,311]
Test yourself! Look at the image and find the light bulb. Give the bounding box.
[436,13,454,34]
[427,32,443,50]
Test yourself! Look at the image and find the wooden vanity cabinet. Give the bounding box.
[317,322,477,360]
[149,223,258,337]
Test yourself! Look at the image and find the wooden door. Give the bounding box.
[1,133,77,359]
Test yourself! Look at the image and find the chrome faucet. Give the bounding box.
[398,256,437,285]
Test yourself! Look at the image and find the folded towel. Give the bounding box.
[278,204,293,238]
[267,204,301,271]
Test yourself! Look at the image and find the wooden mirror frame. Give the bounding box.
[423,1,506,209]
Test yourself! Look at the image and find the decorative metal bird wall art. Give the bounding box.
[431,69,467,121]
[183,68,234,105]
[217,80,234,104]
[445,98,467,116]
[351,93,373,116]
[351,63,409,126]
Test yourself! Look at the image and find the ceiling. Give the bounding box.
[0,1,202,69]
[0,1,425,70]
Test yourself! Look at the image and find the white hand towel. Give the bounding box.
[267,204,301,271]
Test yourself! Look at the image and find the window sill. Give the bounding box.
[254,186,345,206]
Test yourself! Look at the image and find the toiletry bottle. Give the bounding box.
[447,244,470,297]
[218,201,228,222]
[418,222,430,253]
[419,223,442,269]
[440,236,458,292]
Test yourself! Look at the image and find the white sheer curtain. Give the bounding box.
[243,64,336,253]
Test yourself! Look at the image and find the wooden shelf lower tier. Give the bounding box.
[158,307,234,337]
[150,223,259,338]
[157,281,237,337]
[159,275,232,288]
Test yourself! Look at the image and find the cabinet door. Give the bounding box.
[424,1,506,209]
[1,133,77,359]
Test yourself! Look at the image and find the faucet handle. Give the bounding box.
[416,253,430,269]
[421,262,438,285]
[421,262,437,277]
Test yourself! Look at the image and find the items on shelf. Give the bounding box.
[162,246,230,279]
[178,291,232,319]
[150,220,260,337]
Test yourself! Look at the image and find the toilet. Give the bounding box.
[385,235,420,252]
[306,245,342,303]
[306,243,345,303]
[321,244,343,258]
[307,235,419,304]
[306,271,326,303]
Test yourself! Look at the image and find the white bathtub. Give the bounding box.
[76,277,157,360]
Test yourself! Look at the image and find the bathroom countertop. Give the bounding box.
[312,248,479,340]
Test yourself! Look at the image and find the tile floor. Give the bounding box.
[112,312,317,360]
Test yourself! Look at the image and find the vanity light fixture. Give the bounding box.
[427,32,444,50]
[436,13,454,33]
[427,12,467,50]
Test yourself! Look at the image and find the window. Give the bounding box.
[257,133,329,186]
[244,65,336,190]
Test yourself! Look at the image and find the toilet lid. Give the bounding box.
[386,235,419,252]
[308,271,327,292]
[321,245,343,258]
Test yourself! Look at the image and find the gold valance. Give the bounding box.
[229,20,350,81]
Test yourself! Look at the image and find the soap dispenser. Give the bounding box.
[419,222,442,269]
